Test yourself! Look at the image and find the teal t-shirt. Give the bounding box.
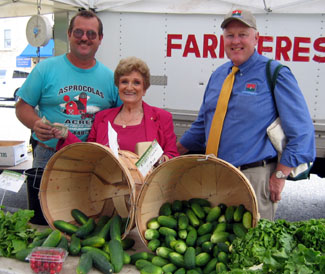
[17,54,122,148]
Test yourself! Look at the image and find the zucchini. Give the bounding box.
[76,252,93,274]
[90,249,114,274]
[76,217,96,238]
[108,239,124,273]
[71,208,89,225]
[69,233,81,255]
[81,235,105,248]
[41,229,62,247]
[53,220,78,235]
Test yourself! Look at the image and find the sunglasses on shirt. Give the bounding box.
[72,29,98,40]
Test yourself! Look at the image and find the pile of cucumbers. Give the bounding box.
[131,198,253,274]
[52,209,135,274]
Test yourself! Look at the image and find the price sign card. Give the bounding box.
[136,140,163,177]
[0,170,26,193]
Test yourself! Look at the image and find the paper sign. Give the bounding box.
[108,121,119,158]
[0,170,26,193]
[136,140,163,177]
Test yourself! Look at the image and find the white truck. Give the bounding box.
[94,9,325,161]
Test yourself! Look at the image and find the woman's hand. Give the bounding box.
[155,155,169,167]
[51,124,68,140]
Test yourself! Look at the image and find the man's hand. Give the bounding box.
[32,119,54,141]
[177,142,189,155]
[269,163,293,202]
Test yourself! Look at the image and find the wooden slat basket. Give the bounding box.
[39,142,143,238]
[135,154,259,246]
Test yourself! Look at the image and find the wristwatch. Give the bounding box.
[275,170,288,179]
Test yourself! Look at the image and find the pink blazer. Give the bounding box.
[57,101,179,159]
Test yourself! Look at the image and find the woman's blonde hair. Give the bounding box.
[114,57,151,90]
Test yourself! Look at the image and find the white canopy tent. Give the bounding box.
[0,0,324,18]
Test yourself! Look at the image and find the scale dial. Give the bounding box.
[26,15,52,47]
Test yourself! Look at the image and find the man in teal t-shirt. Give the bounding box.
[16,10,121,168]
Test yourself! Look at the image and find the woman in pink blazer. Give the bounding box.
[54,57,179,163]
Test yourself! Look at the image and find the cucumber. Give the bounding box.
[213,222,227,233]
[15,248,33,262]
[130,251,152,264]
[76,217,96,238]
[159,202,172,216]
[171,199,183,212]
[69,233,81,255]
[201,241,214,253]
[197,233,212,246]
[151,255,169,267]
[165,234,176,248]
[90,249,114,274]
[187,270,201,274]
[242,211,253,229]
[157,215,177,229]
[156,246,173,259]
[76,252,93,274]
[91,215,110,236]
[81,246,110,260]
[53,220,78,235]
[145,228,160,240]
[136,259,154,270]
[210,231,229,244]
[197,222,213,236]
[41,229,62,247]
[186,209,200,227]
[121,237,135,250]
[189,198,211,207]
[185,227,197,247]
[191,203,205,219]
[178,229,188,240]
[217,251,228,264]
[233,204,246,222]
[81,236,105,248]
[203,206,211,214]
[218,203,227,214]
[108,239,124,273]
[218,215,226,223]
[206,206,221,222]
[71,208,89,225]
[158,226,177,237]
[110,215,122,242]
[123,251,131,264]
[148,239,161,252]
[217,242,230,253]
[28,237,46,248]
[225,205,236,223]
[174,239,187,254]
[147,217,160,229]
[184,246,196,270]
[34,228,53,239]
[102,242,110,254]
[162,263,177,273]
[178,213,189,230]
[140,264,163,274]
[97,218,112,240]
[175,268,186,274]
[203,257,218,274]
[195,252,211,267]
[57,235,69,250]
[232,223,248,238]
[169,251,185,267]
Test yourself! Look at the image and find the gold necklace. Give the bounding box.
[120,110,143,128]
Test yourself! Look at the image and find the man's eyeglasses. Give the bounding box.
[72,29,98,40]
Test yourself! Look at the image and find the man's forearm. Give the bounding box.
[15,99,40,130]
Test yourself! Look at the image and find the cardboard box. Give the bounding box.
[0,141,28,166]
